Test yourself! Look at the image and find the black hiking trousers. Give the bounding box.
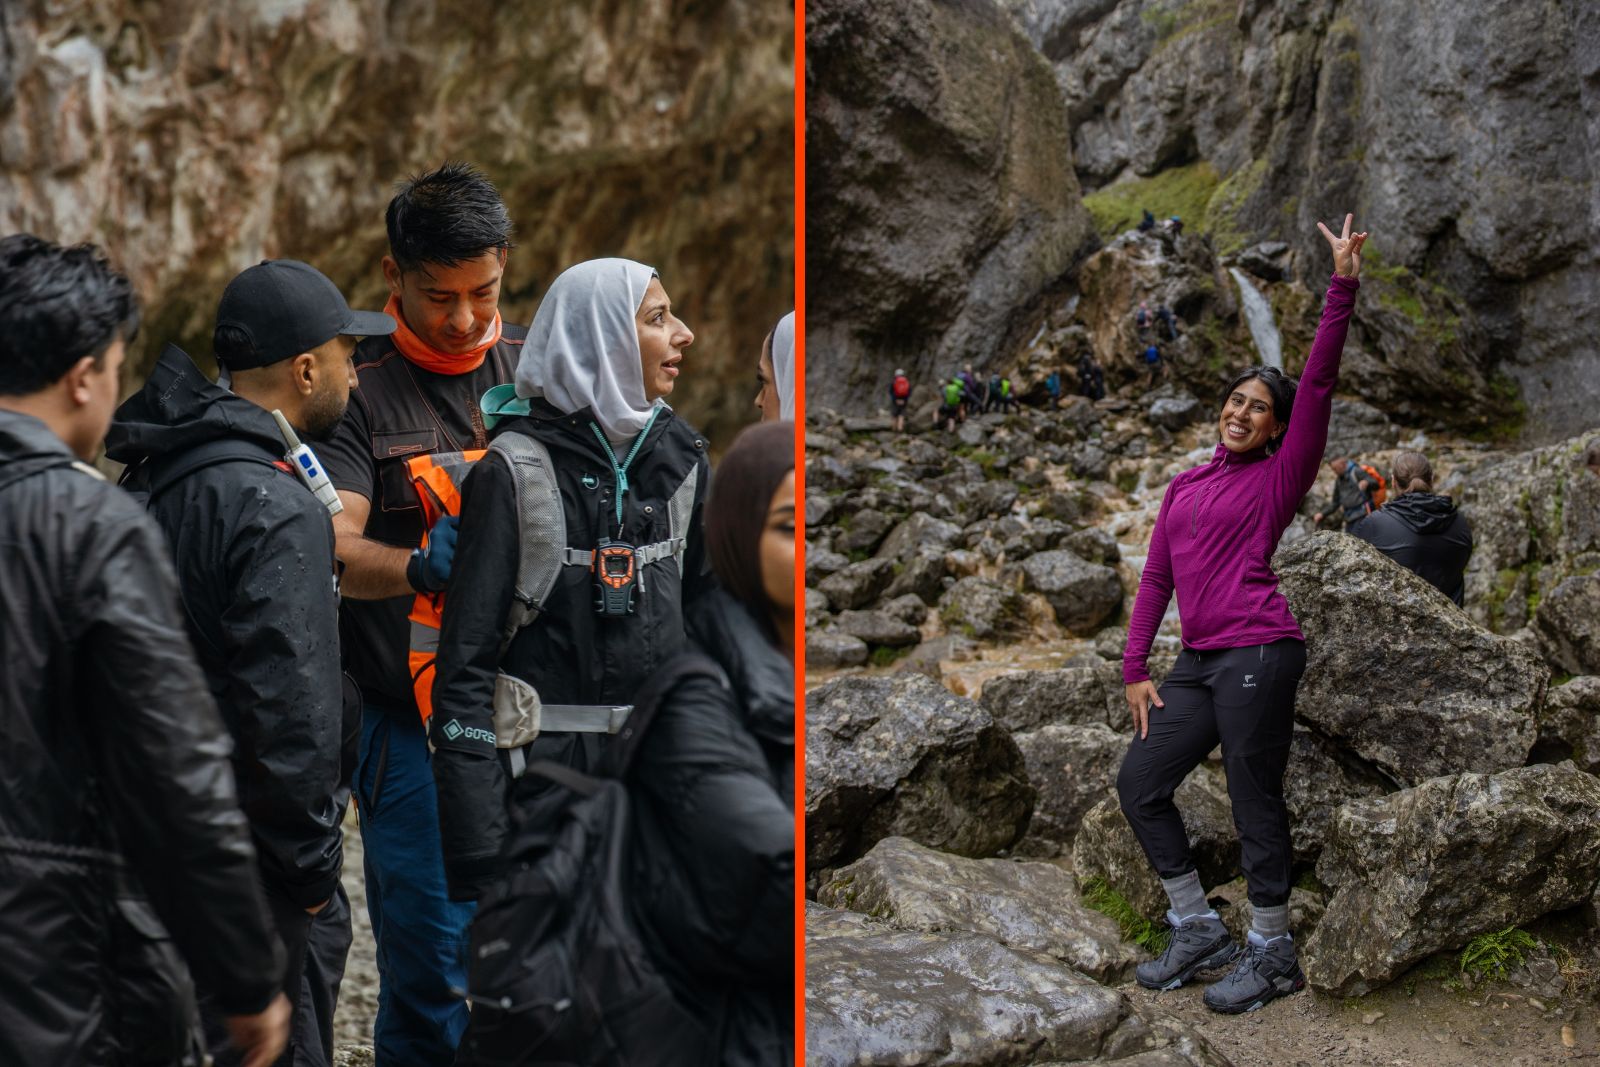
[1116,639,1307,907]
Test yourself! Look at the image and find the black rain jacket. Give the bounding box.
[1348,491,1474,605]
[0,409,282,1065]
[629,587,795,1067]
[430,399,712,899]
[106,346,345,909]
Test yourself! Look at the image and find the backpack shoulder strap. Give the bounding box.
[489,429,569,651]
[143,438,285,502]
[606,653,728,779]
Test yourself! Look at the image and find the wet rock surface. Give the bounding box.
[816,836,1144,983]
[1013,722,1127,852]
[805,904,1231,1067]
[805,674,1035,882]
[1006,549,1124,634]
[1306,762,1600,996]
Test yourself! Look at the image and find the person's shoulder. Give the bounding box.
[353,333,401,371]
[499,321,529,344]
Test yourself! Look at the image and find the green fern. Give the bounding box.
[1458,926,1538,983]
[1081,877,1172,954]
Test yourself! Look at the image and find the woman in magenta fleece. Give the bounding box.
[1118,215,1367,1014]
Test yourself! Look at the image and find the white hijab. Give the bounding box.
[515,258,660,444]
[771,311,795,420]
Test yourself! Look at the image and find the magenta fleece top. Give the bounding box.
[1122,274,1360,685]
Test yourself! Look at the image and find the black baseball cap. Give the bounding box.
[215,259,395,369]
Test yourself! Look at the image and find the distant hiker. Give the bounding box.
[0,235,290,1066]
[431,258,712,908]
[986,371,1004,412]
[1167,215,1185,236]
[996,373,1020,414]
[1157,304,1178,341]
[1135,300,1152,338]
[1144,342,1165,387]
[1045,370,1062,405]
[108,259,396,1066]
[1349,452,1473,606]
[755,311,794,422]
[1139,208,1157,232]
[889,367,912,431]
[319,162,523,1064]
[939,375,963,431]
[1312,457,1380,527]
[960,362,984,415]
[1120,214,1367,1015]
[1078,351,1106,401]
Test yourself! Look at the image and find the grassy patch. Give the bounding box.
[1459,926,1538,984]
[869,645,909,668]
[1081,877,1172,953]
[1401,953,1461,997]
[1203,158,1268,255]
[1292,868,1326,895]
[1082,162,1222,239]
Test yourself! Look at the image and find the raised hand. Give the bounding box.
[1317,213,1368,279]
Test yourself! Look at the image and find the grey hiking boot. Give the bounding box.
[1202,930,1306,1013]
[1135,911,1236,991]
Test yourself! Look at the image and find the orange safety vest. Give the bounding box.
[405,449,485,724]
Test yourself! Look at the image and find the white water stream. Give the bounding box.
[1228,267,1283,370]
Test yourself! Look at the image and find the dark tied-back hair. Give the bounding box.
[705,421,796,645]
[1221,365,1298,455]
[0,234,140,396]
[385,161,515,273]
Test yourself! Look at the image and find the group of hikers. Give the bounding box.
[0,163,795,1066]
[886,363,1020,433]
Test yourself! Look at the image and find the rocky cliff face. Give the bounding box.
[999,0,1600,443]
[0,0,792,444]
[804,0,1099,413]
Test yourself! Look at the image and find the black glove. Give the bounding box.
[407,515,459,593]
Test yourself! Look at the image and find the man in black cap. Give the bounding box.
[107,259,396,1066]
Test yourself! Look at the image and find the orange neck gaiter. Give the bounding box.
[385,294,503,375]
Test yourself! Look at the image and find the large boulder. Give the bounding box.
[1306,762,1600,996]
[1005,549,1124,635]
[884,546,949,605]
[876,511,965,565]
[805,675,1035,881]
[806,630,869,669]
[834,609,921,648]
[816,837,1143,983]
[805,905,1232,1067]
[1536,575,1600,676]
[804,0,1098,415]
[818,557,897,611]
[1072,764,1239,920]
[1275,532,1545,785]
[981,665,1124,733]
[938,576,1028,642]
[1013,723,1126,850]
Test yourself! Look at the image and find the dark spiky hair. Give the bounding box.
[0,234,140,395]
[385,161,514,273]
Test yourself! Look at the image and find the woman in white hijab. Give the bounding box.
[755,311,795,422]
[428,257,715,905]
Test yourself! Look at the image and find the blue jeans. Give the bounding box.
[355,706,476,1065]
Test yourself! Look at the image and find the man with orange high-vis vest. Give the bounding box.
[318,162,524,1065]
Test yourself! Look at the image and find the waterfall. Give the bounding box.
[1228,267,1283,370]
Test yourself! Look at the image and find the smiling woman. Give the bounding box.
[1117,215,1367,1015]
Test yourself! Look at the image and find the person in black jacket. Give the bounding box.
[1349,451,1473,605]
[430,257,712,901]
[0,235,289,1066]
[630,419,796,1066]
[106,260,396,1065]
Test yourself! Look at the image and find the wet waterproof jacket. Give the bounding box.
[1349,493,1474,605]
[430,399,713,900]
[630,588,795,1067]
[105,346,345,910]
[0,409,282,1065]
[1124,275,1359,685]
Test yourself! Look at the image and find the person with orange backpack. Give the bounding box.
[888,368,911,431]
[1312,456,1385,527]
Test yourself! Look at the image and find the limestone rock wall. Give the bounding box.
[804,0,1099,414]
[0,0,794,445]
[999,0,1600,442]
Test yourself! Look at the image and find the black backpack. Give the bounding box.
[457,654,729,1067]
